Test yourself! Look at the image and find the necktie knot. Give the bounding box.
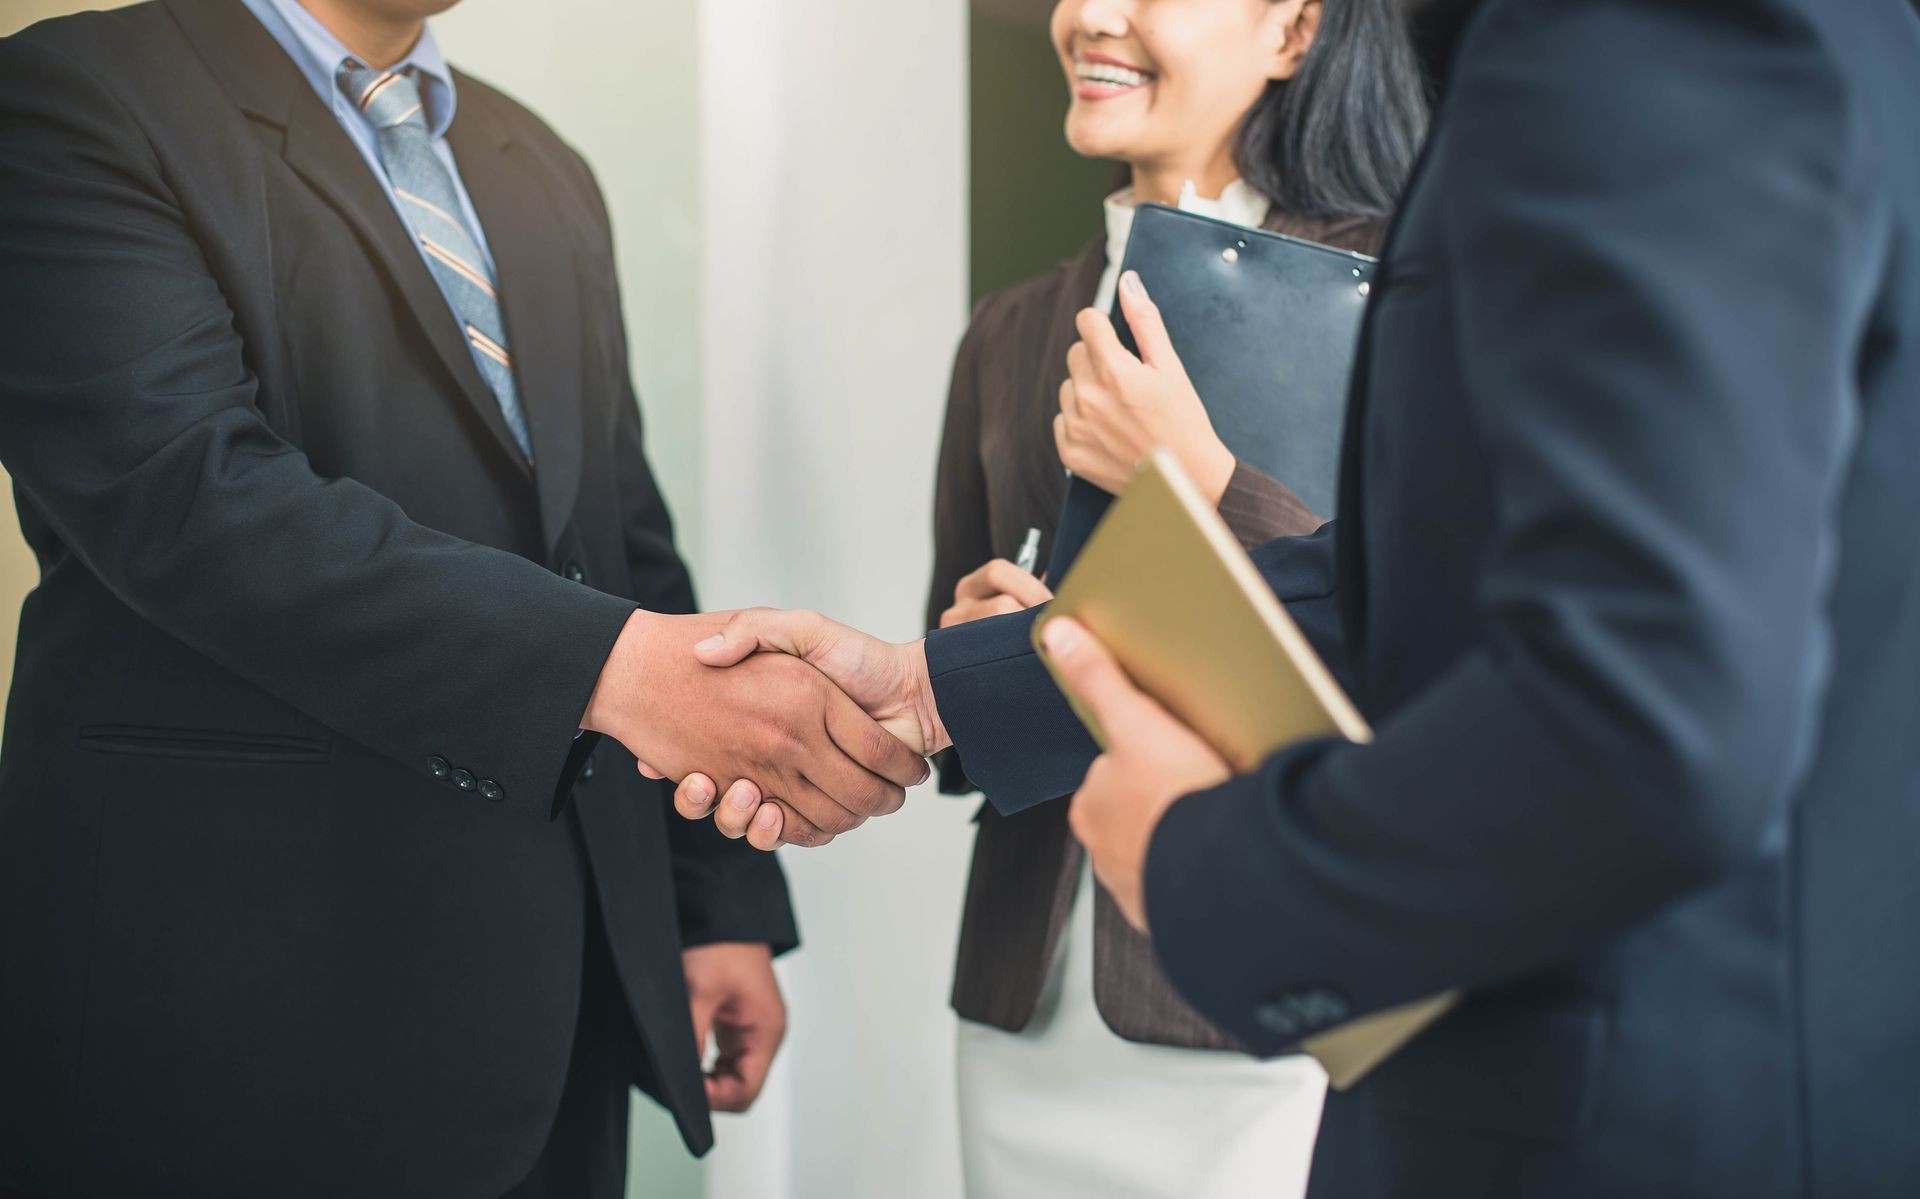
[336,61,426,132]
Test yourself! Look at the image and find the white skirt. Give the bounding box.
[955,865,1326,1199]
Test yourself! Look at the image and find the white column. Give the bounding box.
[696,0,973,1195]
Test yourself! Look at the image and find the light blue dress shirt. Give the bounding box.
[241,0,495,276]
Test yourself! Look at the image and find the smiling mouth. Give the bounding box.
[1074,59,1152,92]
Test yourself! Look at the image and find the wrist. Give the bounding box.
[581,608,659,737]
[1190,436,1237,507]
[907,639,951,755]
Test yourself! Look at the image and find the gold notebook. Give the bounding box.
[1031,447,1456,1090]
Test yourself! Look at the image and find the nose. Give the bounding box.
[1074,0,1130,40]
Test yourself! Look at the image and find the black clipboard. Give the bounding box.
[1044,203,1375,580]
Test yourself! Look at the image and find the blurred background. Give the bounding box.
[0,0,1109,1195]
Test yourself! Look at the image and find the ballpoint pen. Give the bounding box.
[1015,526,1042,575]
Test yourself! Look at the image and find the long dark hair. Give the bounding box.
[1236,0,1430,221]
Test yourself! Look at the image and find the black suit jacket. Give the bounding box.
[0,3,793,1195]
[924,0,1920,1194]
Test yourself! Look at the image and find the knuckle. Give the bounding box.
[817,806,858,836]
[850,777,889,816]
[784,819,826,848]
[1067,800,1090,843]
[860,720,898,768]
[866,779,905,816]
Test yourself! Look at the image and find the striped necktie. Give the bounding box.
[336,61,533,460]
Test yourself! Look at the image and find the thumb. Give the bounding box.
[692,607,825,667]
[1041,617,1153,736]
[1117,271,1180,373]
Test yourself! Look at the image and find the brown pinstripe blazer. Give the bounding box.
[931,211,1383,1049]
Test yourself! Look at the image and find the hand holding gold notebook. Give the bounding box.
[1031,447,1456,1089]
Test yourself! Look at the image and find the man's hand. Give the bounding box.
[939,559,1053,628]
[669,609,950,849]
[581,610,928,846]
[1056,270,1236,504]
[1044,616,1230,930]
[682,943,785,1113]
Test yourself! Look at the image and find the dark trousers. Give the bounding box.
[500,879,649,1199]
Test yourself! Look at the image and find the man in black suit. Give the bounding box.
[679,0,1920,1194]
[0,1,925,1196]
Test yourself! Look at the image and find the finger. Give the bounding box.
[760,800,838,850]
[823,685,927,792]
[689,999,714,1071]
[674,772,719,819]
[941,599,1000,628]
[692,607,825,668]
[635,758,665,780]
[705,1037,770,1113]
[1064,340,1092,388]
[975,560,1052,608]
[1040,617,1159,737]
[1116,270,1179,371]
[1058,376,1081,422]
[746,800,786,852]
[954,558,1018,601]
[709,1028,778,1113]
[1074,306,1134,375]
[774,779,860,847]
[712,777,764,839]
[706,1068,752,1113]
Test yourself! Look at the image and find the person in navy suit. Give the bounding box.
[674,0,1920,1194]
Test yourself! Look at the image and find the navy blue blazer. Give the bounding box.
[925,0,1920,1194]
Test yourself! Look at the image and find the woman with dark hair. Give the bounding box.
[929,1,1426,1194]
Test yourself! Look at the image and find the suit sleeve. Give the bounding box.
[0,36,634,812]
[1217,460,1322,549]
[1144,0,1880,1053]
[926,523,1345,816]
[574,153,798,952]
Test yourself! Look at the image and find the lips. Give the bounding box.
[1073,52,1154,97]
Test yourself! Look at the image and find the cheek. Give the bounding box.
[1049,1,1078,68]
[1136,18,1273,133]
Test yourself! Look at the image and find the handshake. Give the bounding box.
[579,607,951,849]
[581,600,1234,931]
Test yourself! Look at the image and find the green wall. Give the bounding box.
[969,9,1122,305]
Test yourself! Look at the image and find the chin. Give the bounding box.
[1063,119,1138,166]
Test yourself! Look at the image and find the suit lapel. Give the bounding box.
[446,103,584,554]
[167,0,534,481]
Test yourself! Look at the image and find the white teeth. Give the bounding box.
[1075,61,1149,89]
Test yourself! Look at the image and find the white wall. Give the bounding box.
[437,0,708,555]
[694,1,974,1197]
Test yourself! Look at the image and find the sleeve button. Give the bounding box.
[478,779,504,803]
[451,768,477,791]
[428,756,452,780]
[1255,1001,1304,1039]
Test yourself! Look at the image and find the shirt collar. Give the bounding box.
[244,0,459,139]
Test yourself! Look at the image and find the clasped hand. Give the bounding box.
[664,606,1229,931]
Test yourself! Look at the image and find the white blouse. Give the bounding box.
[1094,177,1273,313]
